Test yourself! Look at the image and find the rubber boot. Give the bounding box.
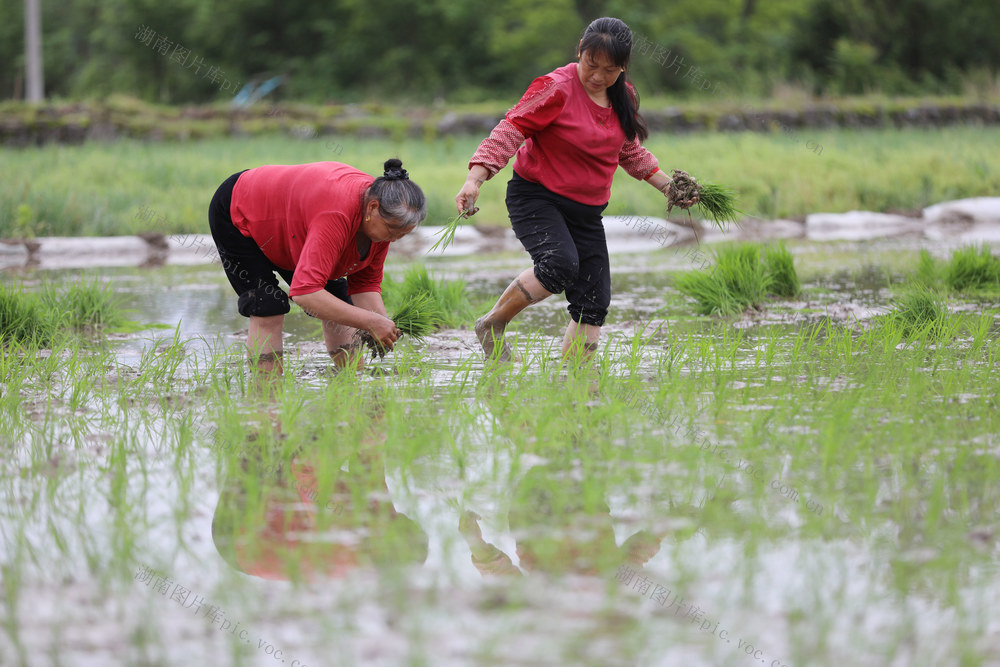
[475,268,550,361]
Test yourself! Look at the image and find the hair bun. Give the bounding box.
[383,158,408,181]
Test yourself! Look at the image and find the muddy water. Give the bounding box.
[3,233,1000,667]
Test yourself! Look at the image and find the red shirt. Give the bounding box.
[469,63,659,206]
[229,162,389,297]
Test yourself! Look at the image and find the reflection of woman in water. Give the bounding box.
[459,465,662,576]
[212,427,427,580]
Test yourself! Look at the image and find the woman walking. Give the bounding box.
[456,17,697,361]
[209,159,425,372]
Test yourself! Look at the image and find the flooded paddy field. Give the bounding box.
[2,233,1000,667]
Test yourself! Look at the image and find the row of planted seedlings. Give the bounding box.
[631,239,999,564]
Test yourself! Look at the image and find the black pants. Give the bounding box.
[208,171,350,318]
[506,171,610,326]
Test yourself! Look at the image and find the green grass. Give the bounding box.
[3,126,1000,237]
[674,242,800,316]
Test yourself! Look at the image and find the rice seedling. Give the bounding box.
[382,263,474,328]
[389,293,440,340]
[675,243,772,316]
[0,282,55,346]
[762,242,800,297]
[41,279,125,331]
[674,270,740,316]
[355,292,441,358]
[428,210,473,252]
[876,285,951,339]
[6,237,1000,667]
[1,278,134,347]
[666,169,742,229]
[674,242,803,315]
[914,249,939,287]
[943,244,1000,292]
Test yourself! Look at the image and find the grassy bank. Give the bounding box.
[2,125,999,237]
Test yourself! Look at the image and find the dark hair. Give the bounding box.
[366,158,426,228]
[579,17,649,143]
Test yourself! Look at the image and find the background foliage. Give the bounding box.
[2,0,999,104]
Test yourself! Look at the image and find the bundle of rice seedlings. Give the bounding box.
[914,249,939,288]
[714,244,772,308]
[0,283,55,346]
[41,279,123,330]
[666,169,741,230]
[355,292,442,359]
[943,244,1000,292]
[429,209,476,252]
[382,264,474,328]
[674,244,772,316]
[673,269,742,316]
[762,242,800,297]
[881,286,949,338]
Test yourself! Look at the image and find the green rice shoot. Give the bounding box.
[355,292,442,358]
[695,183,742,227]
[390,292,441,341]
[666,169,742,230]
[674,242,800,316]
[41,279,124,330]
[1,279,128,346]
[878,285,951,338]
[428,211,469,252]
[763,242,800,297]
[914,249,939,287]
[0,282,55,346]
[382,264,474,328]
[943,244,1000,292]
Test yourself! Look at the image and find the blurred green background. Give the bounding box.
[3,0,999,104]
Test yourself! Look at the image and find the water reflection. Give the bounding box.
[211,416,428,580]
[459,390,665,577]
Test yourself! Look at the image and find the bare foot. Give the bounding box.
[254,351,284,374]
[329,343,365,370]
[475,316,513,362]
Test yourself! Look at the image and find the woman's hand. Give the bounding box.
[456,166,489,216]
[665,180,700,209]
[648,169,700,209]
[365,313,400,350]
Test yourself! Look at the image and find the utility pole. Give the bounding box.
[25,0,44,102]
